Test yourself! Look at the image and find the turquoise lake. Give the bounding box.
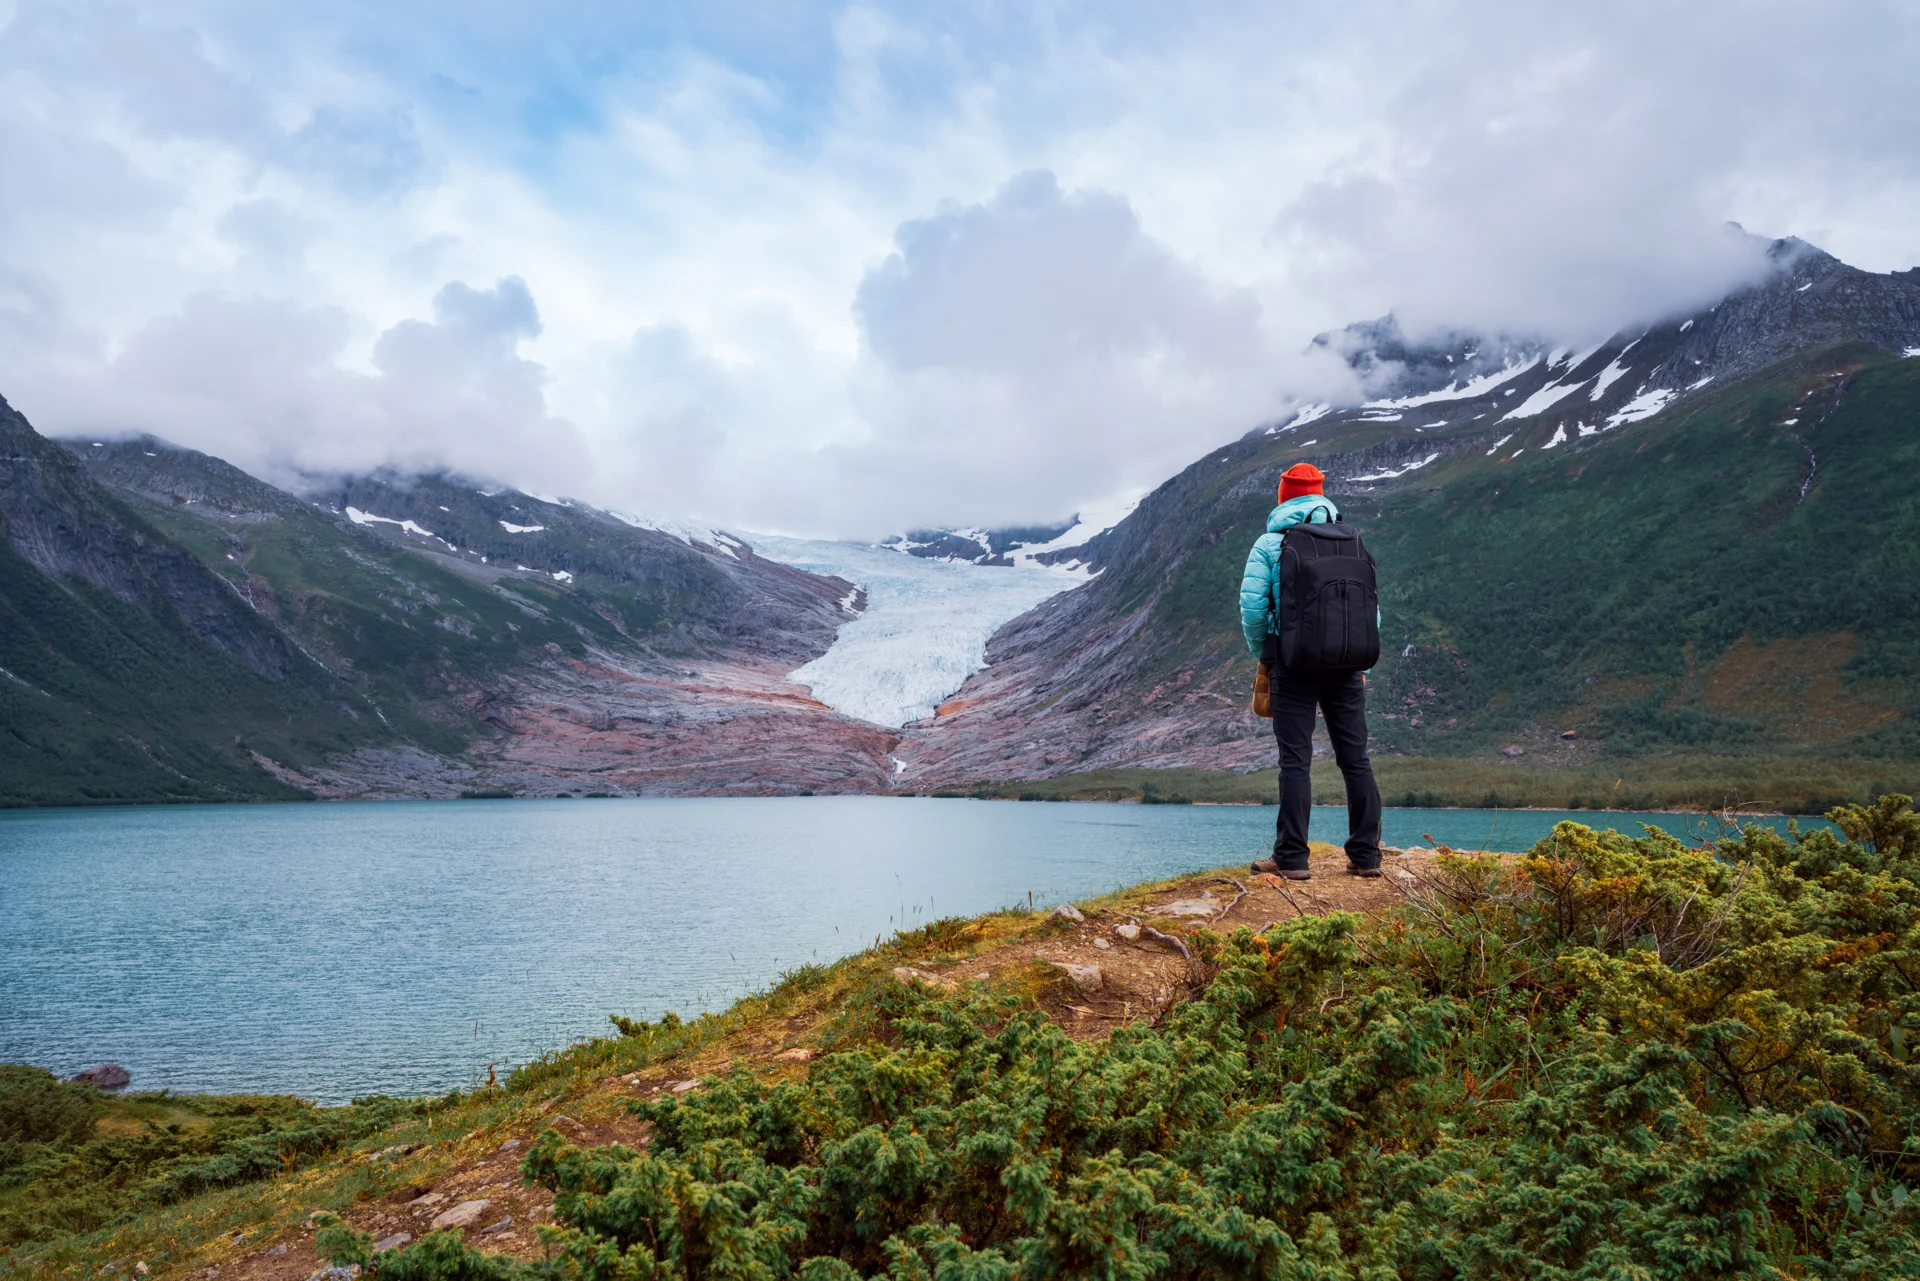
[0,797,1788,1102]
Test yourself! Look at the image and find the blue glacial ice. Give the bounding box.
[747,535,1087,728]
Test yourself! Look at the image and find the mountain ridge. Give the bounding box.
[893,240,1920,791]
[6,236,1919,804]
[3,415,909,804]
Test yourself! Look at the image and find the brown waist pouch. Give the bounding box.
[1251,661,1272,718]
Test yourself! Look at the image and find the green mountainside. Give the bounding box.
[1161,346,1919,758]
[907,245,1920,809]
[1,409,857,806]
[0,402,386,805]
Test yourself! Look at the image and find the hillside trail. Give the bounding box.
[218,844,1446,1281]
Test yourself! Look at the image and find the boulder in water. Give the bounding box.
[70,1064,131,1092]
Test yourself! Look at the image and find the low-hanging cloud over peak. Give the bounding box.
[0,0,1913,536]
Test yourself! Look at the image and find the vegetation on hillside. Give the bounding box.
[12,798,1920,1275]
[1363,348,1920,761]
[964,755,1920,814]
[0,1071,426,1251]
[1083,348,1920,778]
[0,541,366,807]
[299,795,1920,1277]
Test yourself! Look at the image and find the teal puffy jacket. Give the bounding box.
[1239,495,1368,659]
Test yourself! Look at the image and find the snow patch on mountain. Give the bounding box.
[1269,403,1333,433]
[346,507,452,548]
[1607,387,1676,427]
[607,509,733,553]
[1557,341,1606,373]
[1352,453,1440,482]
[1502,376,1588,420]
[749,535,1084,728]
[1005,492,1143,569]
[1362,354,1542,411]
[1588,341,1639,400]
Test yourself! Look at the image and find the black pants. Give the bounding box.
[1269,662,1383,870]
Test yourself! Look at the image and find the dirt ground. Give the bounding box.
[916,845,1427,1034]
[221,845,1437,1281]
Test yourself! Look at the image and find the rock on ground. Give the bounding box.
[1052,962,1104,992]
[430,1200,491,1231]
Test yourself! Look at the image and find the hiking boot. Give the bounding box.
[1251,858,1311,881]
[1345,864,1383,878]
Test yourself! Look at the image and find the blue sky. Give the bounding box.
[1,0,1916,535]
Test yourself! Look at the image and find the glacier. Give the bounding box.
[749,534,1086,728]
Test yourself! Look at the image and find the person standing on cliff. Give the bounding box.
[1239,462,1384,880]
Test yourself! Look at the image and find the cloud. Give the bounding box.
[288,106,427,197]
[0,0,1915,535]
[31,279,591,494]
[840,171,1347,530]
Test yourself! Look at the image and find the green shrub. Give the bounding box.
[0,1066,102,1149]
[0,1090,421,1247]
[326,799,1920,1278]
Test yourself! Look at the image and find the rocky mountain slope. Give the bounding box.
[1,397,381,803]
[3,413,900,804]
[899,237,1920,785]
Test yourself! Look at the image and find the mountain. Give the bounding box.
[0,397,381,804]
[9,234,1918,807]
[2,411,901,804]
[898,238,1920,792]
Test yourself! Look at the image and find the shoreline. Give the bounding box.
[0,788,1851,818]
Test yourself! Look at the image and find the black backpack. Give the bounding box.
[1275,518,1380,673]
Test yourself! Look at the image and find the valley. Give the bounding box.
[4,235,1918,808]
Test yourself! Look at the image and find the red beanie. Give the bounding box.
[1278,462,1325,503]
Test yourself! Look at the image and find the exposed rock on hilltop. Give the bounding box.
[2,402,301,682]
[881,520,1077,566]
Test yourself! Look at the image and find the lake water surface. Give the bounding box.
[1,797,1778,1102]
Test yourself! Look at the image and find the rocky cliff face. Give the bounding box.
[1,401,396,804]
[3,402,300,682]
[897,239,1920,784]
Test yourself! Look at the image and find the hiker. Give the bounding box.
[1239,462,1383,880]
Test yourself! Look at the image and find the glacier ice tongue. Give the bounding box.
[748,535,1083,728]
